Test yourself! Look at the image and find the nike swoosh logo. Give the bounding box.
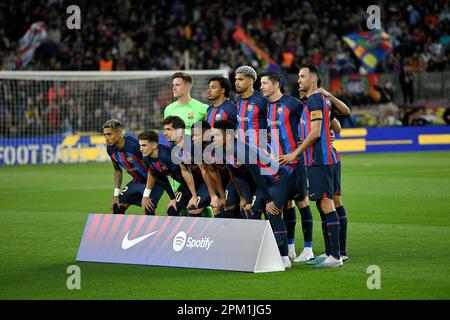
[121,231,158,250]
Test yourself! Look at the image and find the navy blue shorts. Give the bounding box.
[252,173,297,213]
[120,181,165,213]
[196,182,211,209]
[307,165,336,201]
[291,164,308,202]
[224,180,240,208]
[334,162,341,196]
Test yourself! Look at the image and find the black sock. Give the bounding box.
[268,215,288,256]
[299,206,313,247]
[113,203,125,214]
[316,202,330,256]
[167,206,178,216]
[283,207,296,245]
[325,211,341,260]
[336,206,347,256]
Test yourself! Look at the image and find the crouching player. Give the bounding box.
[138,130,199,216]
[213,120,294,268]
[103,119,150,215]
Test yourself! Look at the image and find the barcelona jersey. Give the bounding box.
[107,136,147,183]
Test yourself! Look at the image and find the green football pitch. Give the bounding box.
[1,151,449,300]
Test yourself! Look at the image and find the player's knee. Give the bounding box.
[287,200,295,209]
[296,197,309,209]
[333,195,342,207]
[320,197,335,214]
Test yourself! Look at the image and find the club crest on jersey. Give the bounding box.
[277,107,283,114]
[215,113,221,120]
[247,104,253,111]
[126,156,134,163]
[188,112,194,119]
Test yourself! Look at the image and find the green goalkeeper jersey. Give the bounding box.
[164,98,209,133]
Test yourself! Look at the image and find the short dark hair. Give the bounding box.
[103,119,122,129]
[213,120,236,131]
[172,72,193,84]
[138,130,159,143]
[208,76,231,98]
[163,116,186,129]
[299,63,320,81]
[193,120,211,130]
[260,71,281,85]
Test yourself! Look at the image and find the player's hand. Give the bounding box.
[166,199,177,212]
[330,130,335,145]
[279,152,297,166]
[187,196,198,209]
[313,87,330,97]
[239,198,247,210]
[210,195,221,209]
[141,197,155,212]
[243,203,253,214]
[110,196,120,211]
[266,201,280,215]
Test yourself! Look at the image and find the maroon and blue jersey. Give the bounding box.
[330,111,342,164]
[236,91,268,146]
[107,136,147,183]
[267,94,304,165]
[143,144,183,183]
[206,99,238,127]
[300,93,340,166]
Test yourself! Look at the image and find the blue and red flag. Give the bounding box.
[342,30,394,73]
[232,25,283,74]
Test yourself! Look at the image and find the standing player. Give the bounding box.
[103,119,152,215]
[260,72,315,262]
[280,64,343,268]
[313,86,351,262]
[206,76,238,127]
[164,72,209,131]
[234,66,268,147]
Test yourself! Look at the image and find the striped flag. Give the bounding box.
[232,25,282,73]
[17,22,47,68]
[342,30,394,73]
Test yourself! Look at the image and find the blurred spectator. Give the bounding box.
[376,80,400,126]
[399,62,414,105]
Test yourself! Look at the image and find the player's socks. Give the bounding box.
[144,208,155,215]
[167,206,178,216]
[269,217,289,257]
[113,203,125,214]
[325,211,341,260]
[299,206,313,248]
[317,202,331,256]
[336,206,348,256]
[283,207,296,246]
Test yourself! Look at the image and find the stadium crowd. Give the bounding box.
[1,0,449,73]
[1,0,450,137]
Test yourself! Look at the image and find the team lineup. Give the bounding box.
[103,64,351,269]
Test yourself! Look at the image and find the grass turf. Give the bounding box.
[0,151,449,299]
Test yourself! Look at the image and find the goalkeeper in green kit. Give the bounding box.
[164,72,212,217]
